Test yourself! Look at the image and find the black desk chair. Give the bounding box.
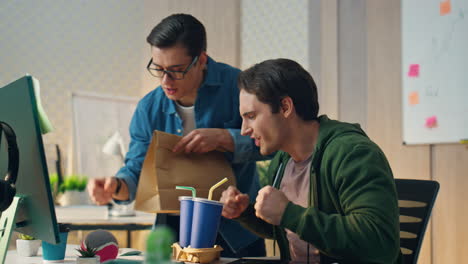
[396,179,439,264]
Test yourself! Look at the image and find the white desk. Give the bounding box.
[56,210,155,226]
[57,210,155,248]
[6,244,237,264]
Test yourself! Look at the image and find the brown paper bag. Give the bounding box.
[134,130,236,214]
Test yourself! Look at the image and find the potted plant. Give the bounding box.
[49,173,62,204]
[16,234,41,257]
[76,243,100,264]
[56,175,89,206]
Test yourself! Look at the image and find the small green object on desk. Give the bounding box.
[145,226,175,264]
[103,260,143,264]
[119,250,142,256]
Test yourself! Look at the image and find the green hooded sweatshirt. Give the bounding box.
[236,115,402,263]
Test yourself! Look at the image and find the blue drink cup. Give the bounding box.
[42,231,68,262]
[190,198,223,248]
[178,196,194,247]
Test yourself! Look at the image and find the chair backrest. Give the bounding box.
[396,179,439,264]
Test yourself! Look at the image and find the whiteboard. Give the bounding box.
[402,0,468,144]
[72,92,138,178]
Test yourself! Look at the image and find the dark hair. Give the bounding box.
[238,59,319,121]
[146,14,207,58]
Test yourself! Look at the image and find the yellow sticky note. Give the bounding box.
[440,0,451,16]
[409,91,419,106]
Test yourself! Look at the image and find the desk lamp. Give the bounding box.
[102,131,135,217]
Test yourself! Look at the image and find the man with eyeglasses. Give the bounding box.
[87,14,267,257]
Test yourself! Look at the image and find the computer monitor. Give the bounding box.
[0,76,60,262]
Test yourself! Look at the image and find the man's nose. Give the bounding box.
[241,122,252,136]
[161,72,174,85]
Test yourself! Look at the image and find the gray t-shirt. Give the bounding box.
[280,156,320,263]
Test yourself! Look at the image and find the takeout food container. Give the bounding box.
[172,242,223,263]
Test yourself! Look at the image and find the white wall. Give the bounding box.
[241,0,310,71]
[0,0,240,176]
[0,0,147,171]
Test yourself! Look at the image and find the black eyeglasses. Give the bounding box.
[146,56,199,80]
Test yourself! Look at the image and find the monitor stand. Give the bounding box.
[0,196,23,264]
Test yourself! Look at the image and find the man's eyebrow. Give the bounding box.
[241,111,255,117]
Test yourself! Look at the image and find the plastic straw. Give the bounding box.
[208,178,228,200]
[176,186,196,198]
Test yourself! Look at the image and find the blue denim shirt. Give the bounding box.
[116,57,266,252]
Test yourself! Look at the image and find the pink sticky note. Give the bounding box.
[408,64,420,77]
[425,116,438,128]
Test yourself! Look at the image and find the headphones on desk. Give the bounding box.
[0,121,19,212]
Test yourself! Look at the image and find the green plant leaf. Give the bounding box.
[256,160,271,187]
[49,173,58,184]
[78,177,88,191]
[76,243,97,257]
[18,234,35,240]
[61,175,88,192]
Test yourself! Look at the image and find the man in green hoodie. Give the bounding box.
[220,58,402,263]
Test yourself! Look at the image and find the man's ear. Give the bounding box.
[199,51,208,68]
[280,97,294,118]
